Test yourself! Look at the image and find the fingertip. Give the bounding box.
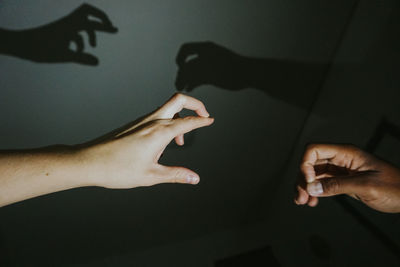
[302,164,316,183]
[307,182,323,196]
[191,116,214,127]
[307,197,319,207]
[295,183,309,205]
[159,166,201,185]
[297,192,309,205]
[193,116,214,131]
[175,135,184,146]
[195,103,210,118]
[201,111,210,118]
[294,190,302,205]
[196,111,210,118]
[186,174,200,185]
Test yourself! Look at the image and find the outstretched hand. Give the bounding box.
[295,144,400,213]
[175,42,247,91]
[3,4,118,65]
[81,93,214,188]
[0,93,213,207]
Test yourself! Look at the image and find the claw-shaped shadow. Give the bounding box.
[0,3,118,66]
[175,41,329,109]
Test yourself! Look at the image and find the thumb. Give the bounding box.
[307,175,365,197]
[156,165,200,185]
[69,51,99,65]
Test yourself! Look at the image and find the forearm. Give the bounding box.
[0,146,94,207]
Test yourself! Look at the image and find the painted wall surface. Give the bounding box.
[0,1,369,265]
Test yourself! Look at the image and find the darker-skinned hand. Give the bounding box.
[295,144,400,213]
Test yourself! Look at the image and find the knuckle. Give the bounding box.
[143,121,167,136]
[365,186,380,199]
[362,178,380,198]
[183,116,194,122]
[171,169,185,183]
[162,119,175,128]
[173,92,184,101]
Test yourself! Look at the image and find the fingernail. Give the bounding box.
[306,175,315,183]
[186,175,199,185]
[307,182,323,196]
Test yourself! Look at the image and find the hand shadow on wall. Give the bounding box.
[175,42,329,110]
[0,3,118,66]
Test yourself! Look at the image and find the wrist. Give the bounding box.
[72,143,112,188]
[41,145,98,189]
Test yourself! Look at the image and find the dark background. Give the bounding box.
[0,0,399,266]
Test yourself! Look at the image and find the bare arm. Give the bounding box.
[0,93,214,207]
[0,146,92,207]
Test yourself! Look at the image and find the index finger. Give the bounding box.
[157,93,210,119]
[300,144,339,183]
